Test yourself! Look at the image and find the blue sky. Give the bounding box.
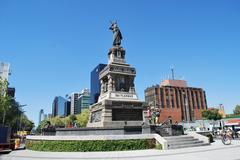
[0,0,240,125]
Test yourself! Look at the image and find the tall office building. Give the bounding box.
[0,62,10,81]
[145,79,208,123]
[39,109,44,125]
[70,89,91,115]
[64,101,71,116]
[90,64,107,104]
[70,92,81,115]
[52,96,67,117]
[77,89,90,112]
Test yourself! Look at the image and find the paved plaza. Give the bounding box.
[1,139,240,160]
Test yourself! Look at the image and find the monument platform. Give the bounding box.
[56,126,144,136]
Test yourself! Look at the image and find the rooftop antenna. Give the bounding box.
[170,65,175,80]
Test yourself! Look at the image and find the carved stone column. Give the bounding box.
[108,75,113,92]
[112,75,116,91]
[100,80,104,95]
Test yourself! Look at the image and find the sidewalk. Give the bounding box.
[1,140,240,160]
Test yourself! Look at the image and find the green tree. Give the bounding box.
[20,114,35,131]
[202,109,222,121]
[75,109,90,127]
[1,78,35,133]
[0,79,12,124]
[62,115,77,127]
[62,116,71,126]
[69,115,77,124]
[50,117,65,128]
[35,119,49,133]
[233,105,240,115]
[40,119,50,129]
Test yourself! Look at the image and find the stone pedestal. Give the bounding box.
[87,46,147,128]
[87,99,147,128]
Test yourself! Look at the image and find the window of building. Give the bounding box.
[196,91,200,109]
[166,99,170,108]
[171,96,175,108]
[179,91,183,109]
[160,88,164,108]
[191,90,195,109]
[175,89,179,108]
[199,91,205,109]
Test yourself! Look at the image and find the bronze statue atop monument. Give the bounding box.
[109,21,123,46]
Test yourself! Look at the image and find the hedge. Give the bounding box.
[26,139,161,152]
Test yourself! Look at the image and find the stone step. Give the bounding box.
[164,135,210,149]
[164,135,193,138]
[168,140,204,145]
[168,142,209,149]
[165,138,198,143]
[164,136,194,141]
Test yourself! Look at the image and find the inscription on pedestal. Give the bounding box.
[112,109,143,121]
[111,92,138,99]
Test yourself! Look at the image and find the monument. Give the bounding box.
[87,22,147,129]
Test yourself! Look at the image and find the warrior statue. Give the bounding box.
[109,21,123,46]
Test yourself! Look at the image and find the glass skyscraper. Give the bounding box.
[52,96,67,117]
[64,101,71,116]
[90,64,107,104]
[39,109,44,126]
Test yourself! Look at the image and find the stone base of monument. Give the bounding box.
[142,125,184,137]
[87,99,147,128]
[56,126,143,136]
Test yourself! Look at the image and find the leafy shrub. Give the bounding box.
[26,139,159,152]
[50,117,65,128]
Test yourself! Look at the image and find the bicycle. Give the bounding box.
[221,130,232,145]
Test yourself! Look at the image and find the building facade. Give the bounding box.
[70,92,81,115]
[77,89,90,111]
[64,101,71,116]
[52,96,66,117]
[90,64,107,104]
[145,79,208,123]
[70,89,91,115]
